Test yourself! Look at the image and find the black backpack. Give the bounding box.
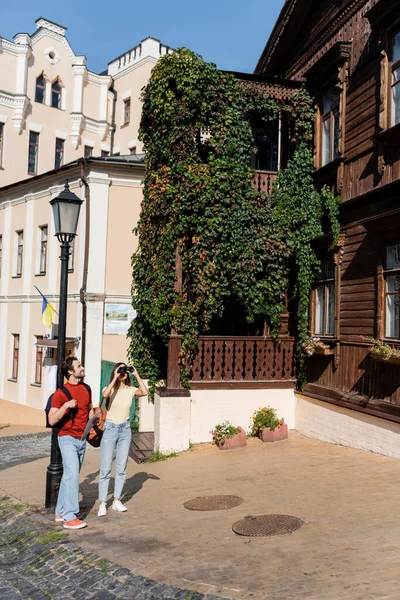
[45,383,91,428]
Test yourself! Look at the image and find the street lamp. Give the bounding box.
[45,181,83,509]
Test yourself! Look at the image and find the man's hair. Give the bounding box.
[61,356,79,380]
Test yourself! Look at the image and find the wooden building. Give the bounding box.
[255,0,400,424]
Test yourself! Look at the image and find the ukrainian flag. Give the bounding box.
[34,286,56,328]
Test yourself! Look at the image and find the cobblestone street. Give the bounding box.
[0,432,51,471]
[0,498,224,600]
[3,431,400,599]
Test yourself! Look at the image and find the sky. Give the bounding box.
[1,0,284,75]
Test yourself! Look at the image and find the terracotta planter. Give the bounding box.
[259,423,288,443]
[370,352,400,366]
[313,346,334,356]
[218,427,247,450]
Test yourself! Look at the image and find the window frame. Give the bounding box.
[28,131,39,175]
[54,137,64,169]
[312,259,336,338]
[39,225,48,275]
[35,75,46,104]
[11,334,19,380]
[51,80,62,109]
[16,230,23,277]
[390,30,400,127]
[321,84,340,167]
[382,243,400,340]
[34,336,44,385]
[68,237,75,273]
[84,145,93,158]
[123,98,131,125]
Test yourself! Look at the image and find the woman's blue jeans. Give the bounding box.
[56,435,86,522]
[98,420,132,502]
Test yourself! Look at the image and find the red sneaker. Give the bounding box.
[55,515,64,523]
[63,518,87,530]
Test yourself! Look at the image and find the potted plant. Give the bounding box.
[360,335,400,366]
[210,421,247,450]
[302,336,334,356]
[251,407,288,442]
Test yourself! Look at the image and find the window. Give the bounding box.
[39,226,48,274]
[384,244,400,338]
[123,98,131,125]
[129,146,136,155]
[252,123,279,172]
[55,138,64,169]
[0,235,2,279]
[16,230,23,276]
[51,80,62,109]
[11,334,19,380]
[68,238,75,272]
[0,122,4,167]
[35,75,46,104]
[34,336,44,385]
[392,31,400,127]
[321,85,340,166]
[28,132,39,174]
[84,145,93,158]
[314,260,335,336]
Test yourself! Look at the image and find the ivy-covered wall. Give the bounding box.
[128,49,340,394]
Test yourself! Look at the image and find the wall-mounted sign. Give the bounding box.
[104,303,136,335]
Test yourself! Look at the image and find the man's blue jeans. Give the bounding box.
[98,420,132,502]
[56,435,86,522]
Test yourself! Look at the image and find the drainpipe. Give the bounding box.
[109,85,117,155]
[79,159,90,366]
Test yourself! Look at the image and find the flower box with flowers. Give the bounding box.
[211,422,247,450]
[251,407,288,443]
[360,336,400,366]
[302,337,334,357]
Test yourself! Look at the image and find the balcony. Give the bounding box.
[251,170,278,195]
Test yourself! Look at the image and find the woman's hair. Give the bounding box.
[109,362,131,392]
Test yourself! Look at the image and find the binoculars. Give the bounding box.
[117,365,134,374]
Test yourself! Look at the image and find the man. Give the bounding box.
[49,356,95,530]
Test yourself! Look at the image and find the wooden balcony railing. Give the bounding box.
[189,336,296,389]
[251,170,278,195]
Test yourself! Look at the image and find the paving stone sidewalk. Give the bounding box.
[0,498,226,600]
[0,433,51,471]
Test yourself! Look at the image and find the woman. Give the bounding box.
[98,362,148,516]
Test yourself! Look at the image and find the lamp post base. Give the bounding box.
[45,429,63,509]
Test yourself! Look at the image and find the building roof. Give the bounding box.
[0,155,145,196]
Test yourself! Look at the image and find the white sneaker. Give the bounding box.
[97,502,107,517]
[112,499,127,512]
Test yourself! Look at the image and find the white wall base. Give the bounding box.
[153,386,296,452]
[154,391,191,453]
[295,393,400,460]
[138,395,154,432]
[190,387,295,444]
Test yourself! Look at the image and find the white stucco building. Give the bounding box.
[0,17,172,424]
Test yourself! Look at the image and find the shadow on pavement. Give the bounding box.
[80,470,160,515]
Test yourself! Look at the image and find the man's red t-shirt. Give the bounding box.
[51,382,91,439]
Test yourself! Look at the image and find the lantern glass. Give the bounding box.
[50,183,82,237]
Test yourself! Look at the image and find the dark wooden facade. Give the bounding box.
[256,0,400,422]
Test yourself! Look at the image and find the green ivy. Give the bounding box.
[128,49,340,394]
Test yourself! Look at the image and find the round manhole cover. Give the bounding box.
[184,495,244,511]
[232,514,304,537]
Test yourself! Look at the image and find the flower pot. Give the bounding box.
[370,352,400,366]
[259,423,288,443]
[313,346,334,356]
[218,427,247,450]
